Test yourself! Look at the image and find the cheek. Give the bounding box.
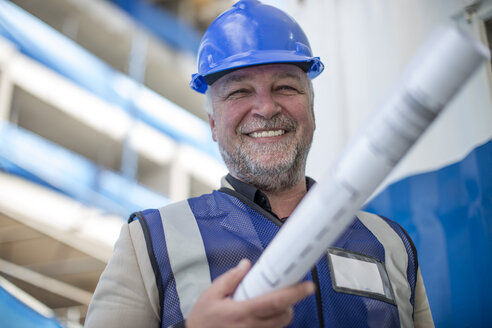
[288,100,313,127]
[214,113,240,142]
[218,104,250,135]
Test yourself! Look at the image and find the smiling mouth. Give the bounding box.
[248,130,286,138]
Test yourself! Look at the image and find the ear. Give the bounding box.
[208,114,217,141]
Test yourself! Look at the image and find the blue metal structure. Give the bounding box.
[0,0,220,161]
[0,121,169,217]
[0,0,221,217]
[0,1,206,327]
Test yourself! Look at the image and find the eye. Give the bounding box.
[227,88,250,99]
[276,85,300,95]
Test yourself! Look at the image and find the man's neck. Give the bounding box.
[262,179,308,219]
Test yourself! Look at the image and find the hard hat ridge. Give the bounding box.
[190,0,324,93]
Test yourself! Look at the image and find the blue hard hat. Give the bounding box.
[190,0,324,93]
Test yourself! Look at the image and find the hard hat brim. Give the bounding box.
[190,51,324,93]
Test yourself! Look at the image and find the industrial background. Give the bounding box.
[0,0,491,327]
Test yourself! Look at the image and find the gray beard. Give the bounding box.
[219,121,311,192]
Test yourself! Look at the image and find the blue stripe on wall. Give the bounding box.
[365,139,492,327]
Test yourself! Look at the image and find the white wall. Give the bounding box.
[284,0,492,186]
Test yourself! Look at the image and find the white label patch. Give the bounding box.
[327,247,395,303]
[329,253,385,295]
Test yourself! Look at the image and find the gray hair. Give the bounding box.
[204,89,214,117]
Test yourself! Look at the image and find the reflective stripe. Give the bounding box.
[357,211,413,328]
[159,201,211,318]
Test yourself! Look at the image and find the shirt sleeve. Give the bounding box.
[85,221,160,328]
[413,267,435,327]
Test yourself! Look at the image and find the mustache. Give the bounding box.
[237,115,297,134]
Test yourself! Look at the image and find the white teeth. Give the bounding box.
[249,130,285,138]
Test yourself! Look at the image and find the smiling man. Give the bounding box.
[85,1,433,327]
[208,64,315,219]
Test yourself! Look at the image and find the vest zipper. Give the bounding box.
[311,266,325,328]
[219,188,325,327]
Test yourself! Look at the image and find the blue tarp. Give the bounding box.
[366,139,492,327]
[0,285,63,328]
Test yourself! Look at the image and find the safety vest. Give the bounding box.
[129,189,418,328]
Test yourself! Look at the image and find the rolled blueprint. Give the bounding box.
[233,25,490,301]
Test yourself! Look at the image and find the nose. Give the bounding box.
[251,90,281,120]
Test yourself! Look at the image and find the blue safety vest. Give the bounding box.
[129,189,418,328]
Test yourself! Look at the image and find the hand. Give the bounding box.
[185,259,315,328]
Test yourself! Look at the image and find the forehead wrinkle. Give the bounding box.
[219,72,251,85]
[274,71,302,81]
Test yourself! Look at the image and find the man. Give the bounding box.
[86,1,434,327]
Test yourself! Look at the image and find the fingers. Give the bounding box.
[246,281,315,319]
[206,259,251,298]
[186,260,315,328]
[186,260,251,328]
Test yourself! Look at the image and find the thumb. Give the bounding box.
[209,259,251,298]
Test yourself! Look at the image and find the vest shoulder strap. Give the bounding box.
[157,200,212,318]
[356,211,415,327]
